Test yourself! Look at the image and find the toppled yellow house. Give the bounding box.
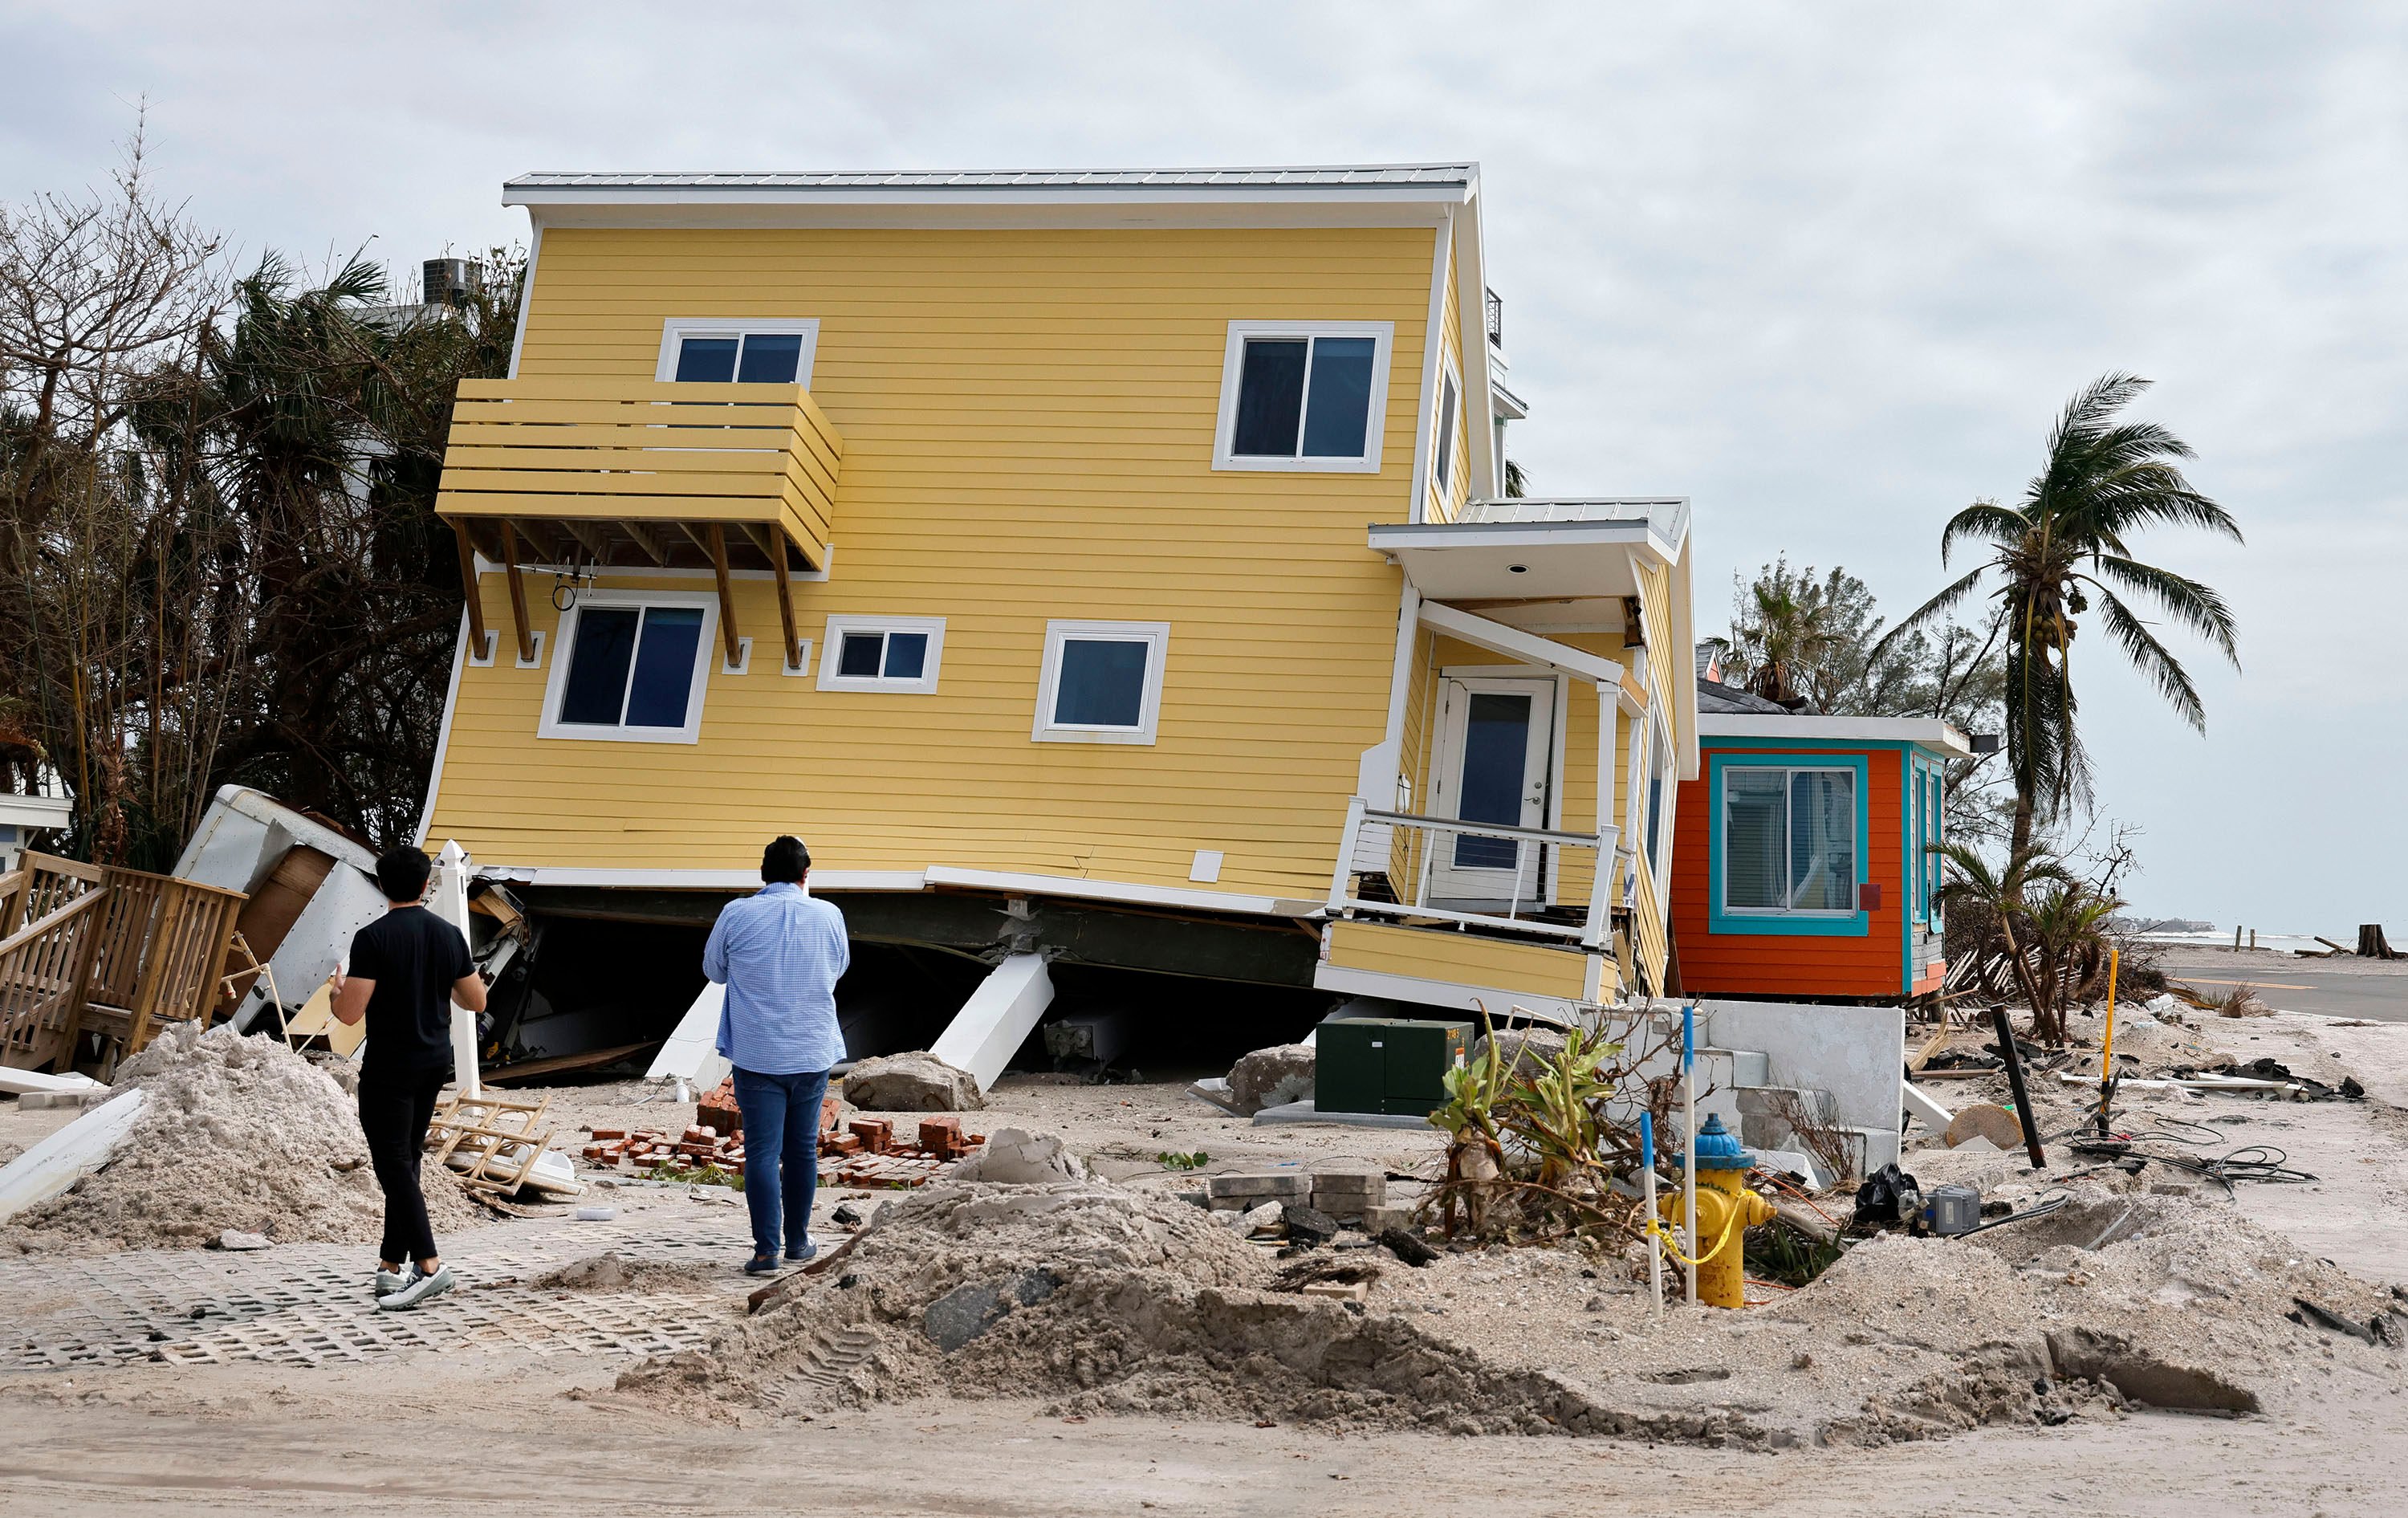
[418,163,1697,1065]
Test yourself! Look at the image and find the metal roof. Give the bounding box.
[507,165,1476,197]
[1456,496,1692,548]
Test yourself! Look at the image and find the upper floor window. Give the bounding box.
[537,593,718,744]
[656,319,820,385]
[1432,364,1460,496]
[818,615,946,694]
[1033,620,1170,745]
[1213,321,1392,474]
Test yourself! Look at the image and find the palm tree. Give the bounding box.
[1878,374,2240,855]
[1931,841,2077,1041]
[1723,557,1861,708]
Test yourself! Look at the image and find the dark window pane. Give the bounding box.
[882,632,928,680]
[559,608,640,725]
[1303,336,1376,458]
[737,332,802,383]
[624,608,703,727]
[1231,339,1307,456]
[1723,769,1785,908]
[673,336,738,382]
[837,631,885,678]
[1432,370,1458,484]
[1053,638,1149,726]
[1452,692,1530,869]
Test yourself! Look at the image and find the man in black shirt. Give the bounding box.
[331,846,487,1310]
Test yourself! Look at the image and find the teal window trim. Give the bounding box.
[1707,751,1870,938]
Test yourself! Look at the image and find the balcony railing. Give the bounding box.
[1483,287,1503,348]
[1326,798,1623,950]
[434,377,844,669]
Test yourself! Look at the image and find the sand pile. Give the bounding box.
[1,1023,484,1253]
[535,1252,724,1294]
[619,1145,2404,1445]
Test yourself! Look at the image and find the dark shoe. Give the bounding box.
[784,1242,818,1264]
[744,1251,781,1276]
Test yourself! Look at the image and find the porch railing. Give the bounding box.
[1327,798,1622,950]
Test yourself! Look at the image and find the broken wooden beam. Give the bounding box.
[499,522,535,665]
[771,535,802,673]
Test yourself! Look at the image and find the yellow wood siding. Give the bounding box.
[1326,918,1597,1002]
[426,226,1442,897]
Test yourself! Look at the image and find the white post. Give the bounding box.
[429,840,481,1099]
[1682,1002,1698,1307]
[1328,796,1366,914]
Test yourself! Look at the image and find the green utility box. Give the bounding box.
[1315,1018,1474,1117]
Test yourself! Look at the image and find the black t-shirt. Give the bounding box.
[348,906,474,1085]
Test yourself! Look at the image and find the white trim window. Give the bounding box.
[537,592,720,744]
[1034,621,1171,745]
[1212,320,1393,473]
[818,616,946,694]
[656,319,820,385]
[1430,360,1462,498]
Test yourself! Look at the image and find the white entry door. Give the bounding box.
[1428,676,1556,906]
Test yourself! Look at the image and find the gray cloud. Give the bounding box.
[6,0,2398,929]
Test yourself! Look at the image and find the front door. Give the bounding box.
[1428,676,1555,906]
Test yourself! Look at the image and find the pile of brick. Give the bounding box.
[582,1125,747,1178]
[820,1114,987,1189]
[577,1108,986,1190]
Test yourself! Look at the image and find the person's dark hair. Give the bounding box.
[376,846,434,903]
[762,835,812,884]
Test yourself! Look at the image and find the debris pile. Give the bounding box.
[580,1113,988,1189]
[842,1052,983,1112]
[1,1023,483,1253]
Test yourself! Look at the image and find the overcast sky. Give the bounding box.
[7,2,2402,933]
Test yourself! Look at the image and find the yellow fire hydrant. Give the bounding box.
[1654,1113,1775,1309]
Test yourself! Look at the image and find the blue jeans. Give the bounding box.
[730,1066,828,1259]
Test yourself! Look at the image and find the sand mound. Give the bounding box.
[2,1023,485,1253]
[616,1162,2406,1445]
[535,1252,723,1293]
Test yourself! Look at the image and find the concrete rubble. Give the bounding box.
[842,1052,986,1113]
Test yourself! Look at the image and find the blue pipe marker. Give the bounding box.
[1641,1111,1656,1172]
[1681,1002,1695,1073]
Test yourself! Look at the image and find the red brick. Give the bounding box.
[589,1128,626,1141]
[848,1118,893,1154]
[820,1094,842,1133]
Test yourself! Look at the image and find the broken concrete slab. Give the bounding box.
[844,1052,986,1113]
[0,1089,148,1225]
[921,1268,1062,1352]
[951,1126,1083,1184]
[1206,1171,1308,1200]
[1225,1044,1314,1115]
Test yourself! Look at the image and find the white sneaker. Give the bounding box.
[377,1264,456,1311]
[373,1267,409,1296]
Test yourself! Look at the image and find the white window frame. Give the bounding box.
[1033,620,1172,746]
[1718,763,1860,917]
[655,319,821,385]
[1210,320,1393,474]
[535,590,722,745]
[817,615,946,694]
[1430,357,1462,499]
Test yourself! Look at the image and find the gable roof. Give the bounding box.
[506,164,1479,207]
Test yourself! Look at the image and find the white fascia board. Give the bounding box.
[1418,601,1624,686]
[1310,962,1591,1028]
[474,866,929,893]
[1370,519,1658,553]
[1670,535,1702,779]
[0,793,72,829]
[1696,713,1975,757]
[1455,189,1499,499]
[921,866,1308,918]
[506,181,1474,212]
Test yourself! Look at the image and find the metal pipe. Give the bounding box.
[1988,1001,2047,1169]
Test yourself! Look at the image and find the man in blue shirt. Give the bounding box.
[702,835,850,1273]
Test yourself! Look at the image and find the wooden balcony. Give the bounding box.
[435,378,844,665]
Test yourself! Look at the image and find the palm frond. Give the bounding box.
[2086,556,2240,665]
[1938,500,2030,566]
[1868,564,1989,668]
[2093,586,2208,731]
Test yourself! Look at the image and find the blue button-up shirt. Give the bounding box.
[702,882,850,1076]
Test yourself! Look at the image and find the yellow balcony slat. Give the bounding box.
[434,377,840,570]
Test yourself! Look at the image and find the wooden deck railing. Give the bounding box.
[0,853,246,1072]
